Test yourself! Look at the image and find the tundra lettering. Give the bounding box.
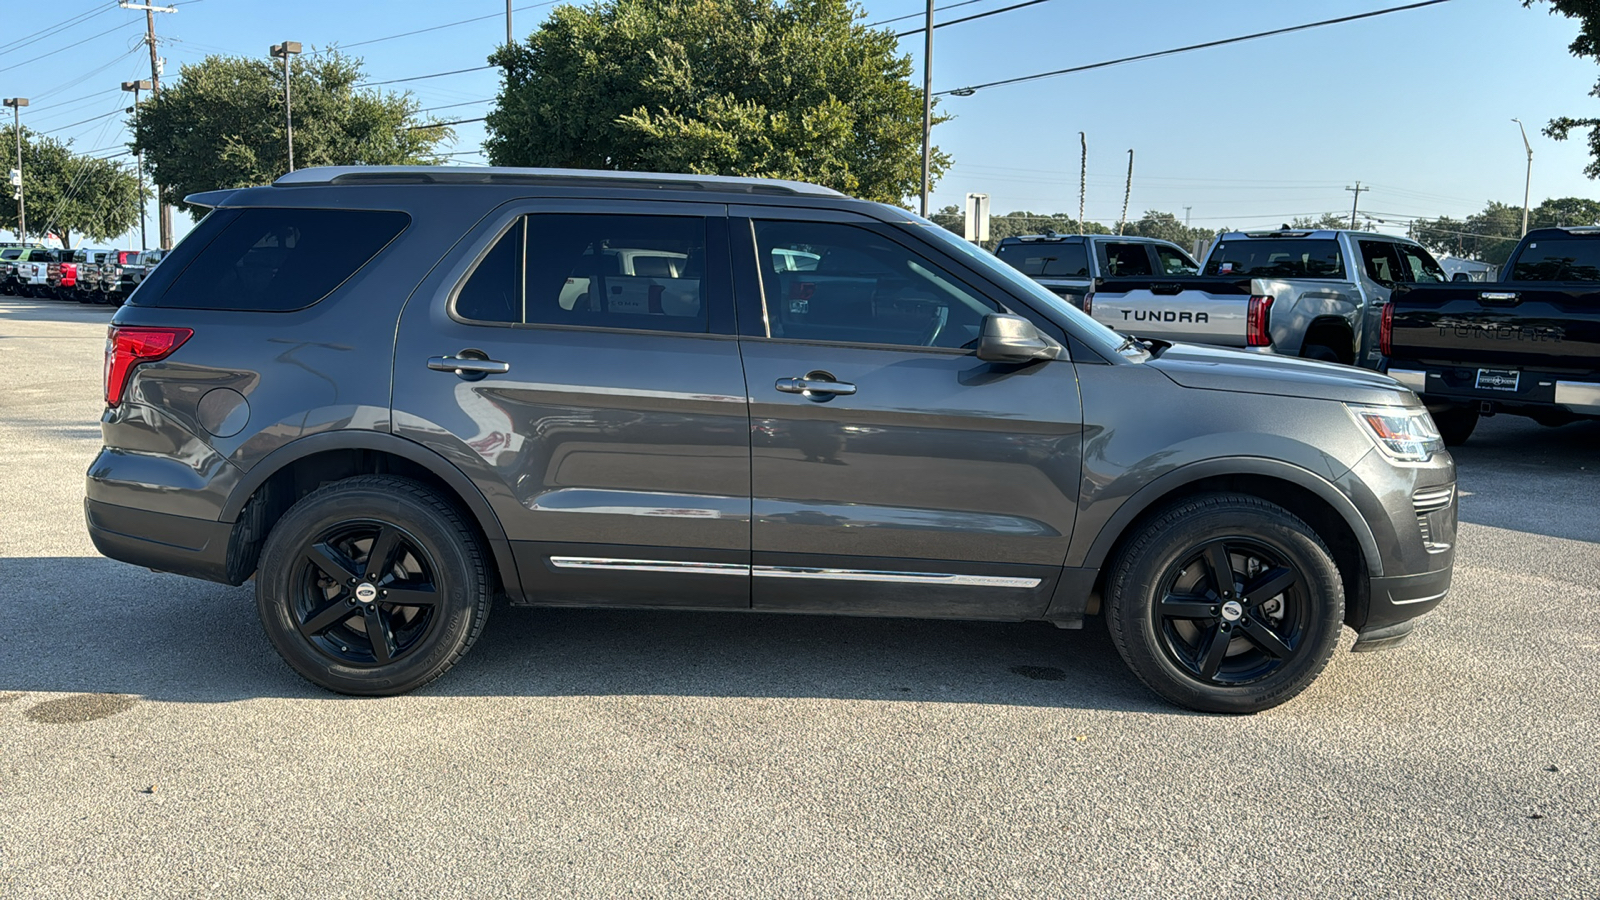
[1439,323,1563,343]
[1120,309,1209,323]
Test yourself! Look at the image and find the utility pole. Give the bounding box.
[919,0,933,217]
[1184,205,1192,228]
[1512,118,1533,237]
[270,42,303,172]
[4,98,27,241]
[507,0,513,44]
[1118,148,1133,235]
[1345,181,1369,230]
[1077,131,1086,235]
[122,80,152,250]
[122,2,175,249]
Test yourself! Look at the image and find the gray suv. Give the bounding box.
[87,167,1456,713]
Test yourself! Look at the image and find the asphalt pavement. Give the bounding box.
[1,296,1596,898]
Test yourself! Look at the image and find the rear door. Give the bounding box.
[392,200,753,609]
[732,207,1082,620]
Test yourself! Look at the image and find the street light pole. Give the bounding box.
[1512,118,1533,237]
[122,80,153,250]
[270,42,303,172]
[919,0,933,217]
[4,98,28,242]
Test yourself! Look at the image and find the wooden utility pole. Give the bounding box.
[1345,181,1369,230]
[122,2,175,249]
[1077,131,1086,235]
[1118,149,1133,235]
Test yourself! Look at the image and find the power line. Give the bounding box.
[356,65,495,88]
[0,3,117,56]
[938,0,1454,96]
[865,0,987,28]
[417,98,494,114]
[340,1,560,50]
[407,116,487,130]
[896,0,1055,38]
[39,109,125,136]
[0,19,143,75]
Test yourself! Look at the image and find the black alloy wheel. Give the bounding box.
[293,520,441,667]
[256,476,492,695]
[1107,493,1344,713]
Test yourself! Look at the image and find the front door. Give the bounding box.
[732,211,1083,619]
[393,201,752,608]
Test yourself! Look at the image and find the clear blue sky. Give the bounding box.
[2,0,1595,246]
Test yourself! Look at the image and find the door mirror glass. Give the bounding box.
[975,314,1061,362]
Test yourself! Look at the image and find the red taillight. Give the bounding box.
[1081,291,1094,315]
[1246,295,1274,346]
[1379,301,1393,356]
[105,326,192,407]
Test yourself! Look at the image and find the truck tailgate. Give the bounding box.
[1389,284,1600,371]
[1089,276,1254,345]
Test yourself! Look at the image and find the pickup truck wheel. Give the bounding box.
[1301,344,1343,364]
[255,475,493,696]
[1432,407,1478,446]
[1106,493,1344,713]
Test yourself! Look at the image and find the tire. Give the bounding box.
[1432,407,1478,446]
[255,475,493,696]
[1106,493,1345,714]
[1300,343,1343,364]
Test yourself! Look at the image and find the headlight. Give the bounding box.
[1346,404,1443,462]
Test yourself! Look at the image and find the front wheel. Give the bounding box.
[1432,406,1478,446]
[256,475,493,696]
[1106,493,1345,713]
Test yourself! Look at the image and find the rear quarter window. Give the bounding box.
[1204,239,1345,279]
[138,207,409,311]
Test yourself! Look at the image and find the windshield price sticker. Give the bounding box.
[1475,368,1521,391]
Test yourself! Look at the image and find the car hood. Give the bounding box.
[1146,342,1417,406]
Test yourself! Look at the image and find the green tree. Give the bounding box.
[1288,213,1376,232]
[485,0,945,205]
[1532,195,1600,227]
[133,51,452,218]
[1412,201,1524,265]
[0,125,142,248]
[1124,210,1215,249]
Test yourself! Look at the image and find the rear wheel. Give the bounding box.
[1300,343,1343,364]
[256,475,493,696]
[1106,493,1344,713]
[1432,406,1478,446]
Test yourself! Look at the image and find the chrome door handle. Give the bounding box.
[775,376,856,396]
[428,355,511,375]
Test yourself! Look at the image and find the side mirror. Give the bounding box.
[975,314,1062,363]
[1451,272,1470,282]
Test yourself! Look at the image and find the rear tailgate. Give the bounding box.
[1089,276,1253,344]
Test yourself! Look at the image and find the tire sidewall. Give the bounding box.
[256,482,486,696]
[1109,498,1345,714]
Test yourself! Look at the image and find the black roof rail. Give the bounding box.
[272,165,846,197]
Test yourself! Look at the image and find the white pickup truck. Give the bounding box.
[1085,229,1447,368]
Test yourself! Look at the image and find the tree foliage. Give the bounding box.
[932,206,1228,254]
[1525,1,1600,176]
[1288,213,1377,232]
[0,125,142,248]
[485,0,945,205]
[133,51,452,218]
[1412,196,1600,265]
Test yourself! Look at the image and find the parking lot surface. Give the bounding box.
[1,297,1596,898]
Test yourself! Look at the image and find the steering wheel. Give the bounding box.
[919,304,949,347]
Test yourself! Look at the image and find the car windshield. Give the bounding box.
[1511,237,1600,281]
[901,216,1137,360]
[1204,239,1346,279]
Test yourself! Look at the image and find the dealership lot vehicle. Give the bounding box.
[1087,229,1447,368]
[994,232,1200,309]
[2,296,1597,897]
[1385,225,1600,444]
[87,167,1456,713]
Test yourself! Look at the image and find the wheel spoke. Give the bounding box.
[1201,542,1236,598]
[300,597,358,636]
[1196,624,1232,679]
[382,586,438,607]
[364,526,403,582]
[1242,566,1296,606]
[363,605,395,664]
[1240,617,1295,660]
[304,542,360,585]
[1159,594,1215,619]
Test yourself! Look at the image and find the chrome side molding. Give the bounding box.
[548,557,1042,588]
[549,557,748,576]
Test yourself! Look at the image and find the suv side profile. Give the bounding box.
[88,167,1456,713]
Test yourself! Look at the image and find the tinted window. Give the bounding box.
[1358,240,1401,284]
[1102,243,1154,277]
[455,214,708,333]
[1,248,20,261]
[996,241,1088,277]
[1154,244,1199,275]
[1395,244,1446,283]
[1204,239,1345,278]
[154,208,408,311]
[754,220,1004,349]
[1510,237,1600,281]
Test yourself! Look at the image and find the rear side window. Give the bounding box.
[1155,244,1199,275]
[1102,242,1154,277]
[148,208,408,311]
[1510,237,1600,281]
[1205,239,1345,278]
[996,241,1088,278]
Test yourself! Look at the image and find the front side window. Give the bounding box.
[1102,242,1154,277]
[1154,245,1199,275]
[1395,244,1446,283]
[1358,240,1401,284]
[753,220,1003,349]
[455,214,708,333]
[1205,239,1345,279]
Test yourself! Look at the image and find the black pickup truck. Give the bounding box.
[1384,226,1600,444]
